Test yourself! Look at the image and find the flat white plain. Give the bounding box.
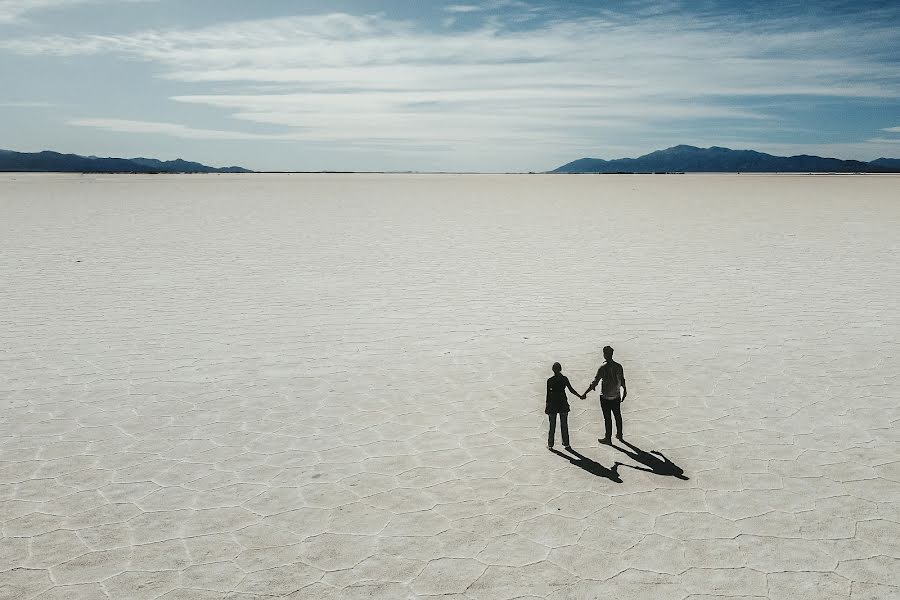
[1,173,899,599]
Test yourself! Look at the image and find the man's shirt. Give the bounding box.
[593,361,625,400]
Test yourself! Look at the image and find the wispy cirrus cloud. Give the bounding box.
[0,0,86,23]
[68,118,279,140]
[444,4,483,13]
[0,0,151,24]
[0,100,56,107]
[4,8,899,164]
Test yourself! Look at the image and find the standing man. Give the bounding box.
[585,346,627,444]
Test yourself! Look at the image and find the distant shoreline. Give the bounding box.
[4,145,899,174]
[3,171,899,176]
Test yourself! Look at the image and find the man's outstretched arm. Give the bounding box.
[586,368,602,394]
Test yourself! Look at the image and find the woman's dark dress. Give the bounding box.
[546,373,575,414]
[546,373,577,447]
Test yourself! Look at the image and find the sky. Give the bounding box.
[1,0,899,171]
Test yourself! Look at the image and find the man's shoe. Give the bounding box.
[547,444,553,449]
[563,445,572,451]
[599,438,612,445]
[616,434,624,441]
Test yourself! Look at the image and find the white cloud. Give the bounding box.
[69,118,277,140]
[0,100,55,107]
[444,4,482,13]
[0,0,150,24]
[0,0,84,23]
[445,0,537,12]
[882,126,900,133]
[4,10,899,165]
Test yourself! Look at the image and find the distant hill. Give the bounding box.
[0,149,252,173]
[869,157,900,170]
[552,145,900,173]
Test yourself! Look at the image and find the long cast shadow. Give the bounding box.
[551,448,622,483]
[612,440,689,480]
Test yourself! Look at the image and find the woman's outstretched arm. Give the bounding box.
[564,377,584,399]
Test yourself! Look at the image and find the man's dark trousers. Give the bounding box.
[600,397,623,439]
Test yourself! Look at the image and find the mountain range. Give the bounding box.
[552,145,900,173]
[0,149,252,173]
[3,145,899,174]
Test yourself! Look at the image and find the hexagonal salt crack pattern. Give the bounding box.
[2,173,899,598]
[476,533,550,566]
[516,513,588,548]
[411,557,486,595]
[234,563,324,596]
[299,533,379,571]
[102,570,180,600]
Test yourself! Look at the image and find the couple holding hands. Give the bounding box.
[545,346,626,449]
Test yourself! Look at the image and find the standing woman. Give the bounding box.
[546,362,585,449]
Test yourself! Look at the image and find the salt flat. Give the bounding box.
[1,173,899,600]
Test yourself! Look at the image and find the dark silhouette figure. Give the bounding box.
[546,362,585,449]
[613,440,689,480]
[585,346,627,444]
[551,448,622,483]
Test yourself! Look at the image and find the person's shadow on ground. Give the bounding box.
[612,440,689,480]
[551,448,622,483]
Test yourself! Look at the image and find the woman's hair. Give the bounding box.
[552,362,562,373]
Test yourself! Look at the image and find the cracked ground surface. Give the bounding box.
[1,173,899,599]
